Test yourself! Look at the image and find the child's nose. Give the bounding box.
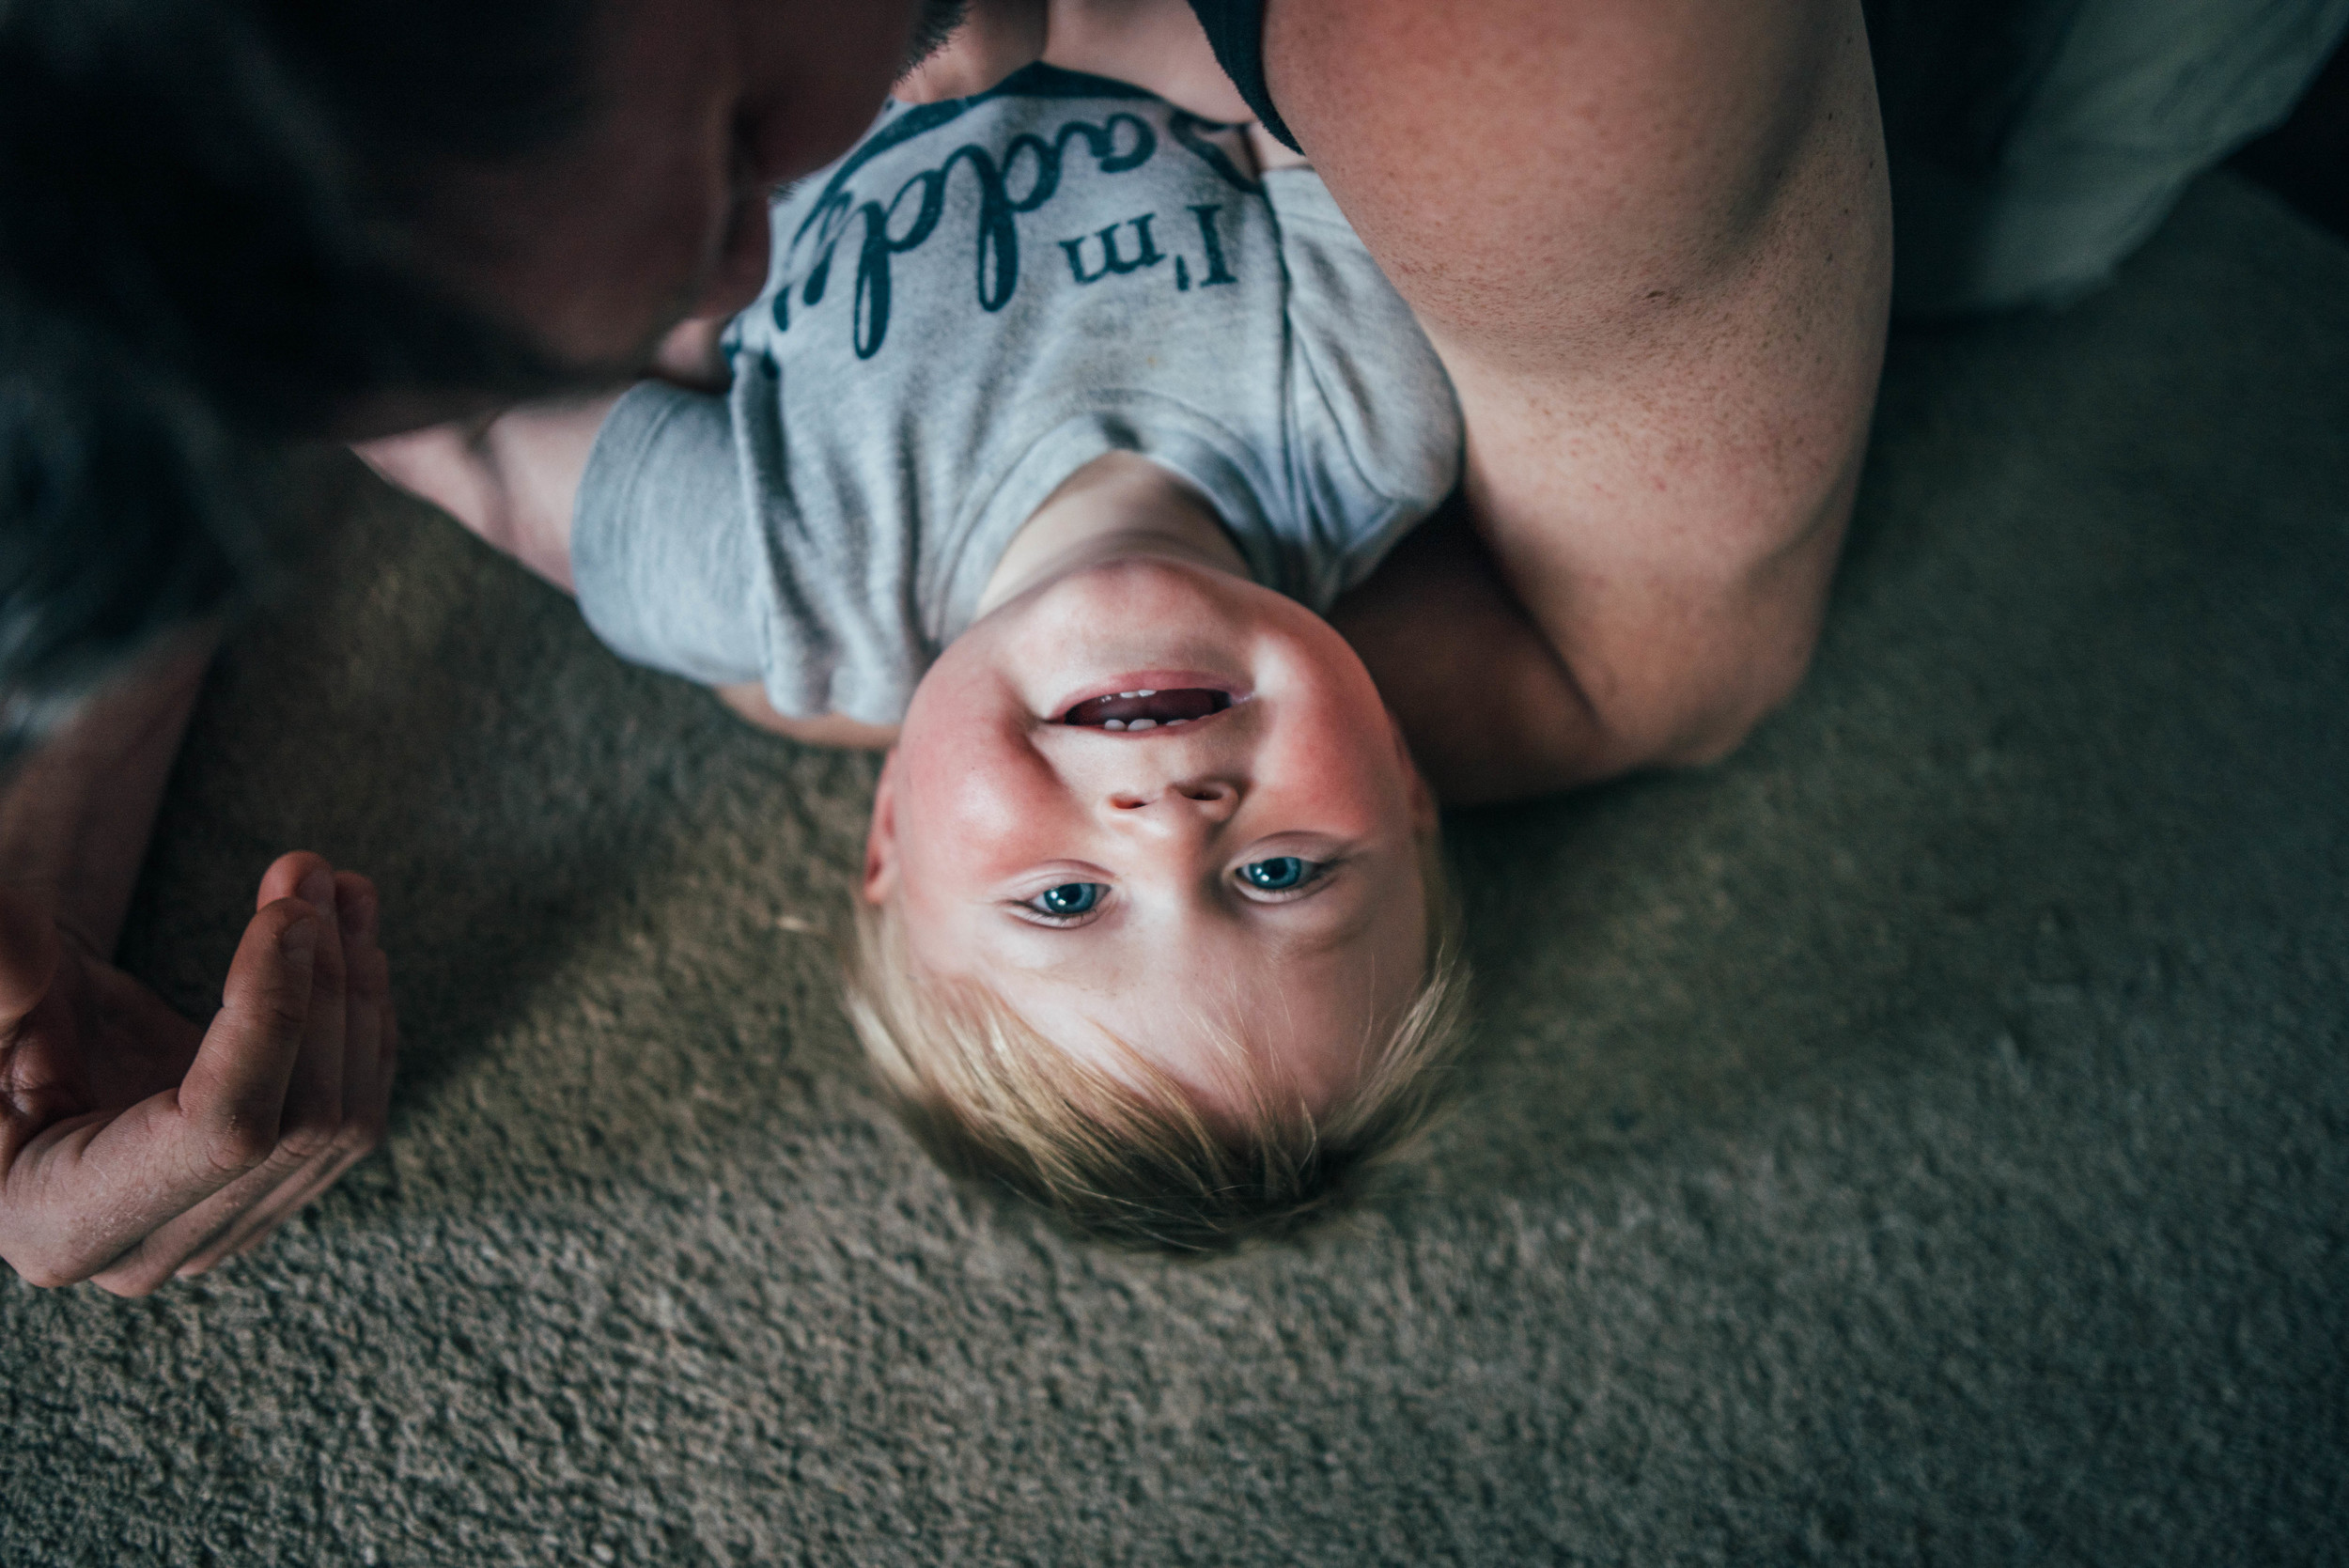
[1105,778,1241,826]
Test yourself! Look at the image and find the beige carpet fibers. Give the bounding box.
[4,174,2345,1565]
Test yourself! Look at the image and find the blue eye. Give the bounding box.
[1028,882,1105,919]
[1240,857,1314,892]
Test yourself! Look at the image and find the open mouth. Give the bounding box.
[1061,688,1235,732]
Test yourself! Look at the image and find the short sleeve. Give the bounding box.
[571,382,766,689]
[572,375,932,727]
[1262,169,1465,607]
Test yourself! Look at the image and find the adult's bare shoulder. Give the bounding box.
[1265,0,1883,357]
[1269,0,1892,775]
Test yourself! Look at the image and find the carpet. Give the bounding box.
[3,172,2344,1566]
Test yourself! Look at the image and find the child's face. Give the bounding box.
[864,557,1437,1123]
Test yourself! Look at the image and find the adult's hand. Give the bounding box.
[0,851,396,1296]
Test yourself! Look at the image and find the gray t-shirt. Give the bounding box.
[573,66,1462,726]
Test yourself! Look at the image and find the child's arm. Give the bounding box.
[357,390,896,752]
[356,394,615,594]
[1330,474,1858,809]
[1328,503,1621,808]
[352,316,736,589]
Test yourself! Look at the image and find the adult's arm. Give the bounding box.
[0,634,213,955]
[1282,0,1892,794]
[0,639,394,1293]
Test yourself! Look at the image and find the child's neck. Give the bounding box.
[974,452,1247,617]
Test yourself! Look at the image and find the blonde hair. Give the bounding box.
[841,837,1469,1252]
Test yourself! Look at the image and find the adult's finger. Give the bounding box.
[0,897,318,1292]
[177,873,395,1278]
[90,887,335,1296]
[95,1126,321,1293]
[92,860,356,1293]
[184,1118,375,1276]
[251,855,352,1166]
[176,891,327,1165]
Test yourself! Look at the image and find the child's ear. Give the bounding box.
[862,751,903,904]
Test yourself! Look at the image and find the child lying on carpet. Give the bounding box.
[366,21,1478,1250]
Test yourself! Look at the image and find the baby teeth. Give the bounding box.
[1112,690,1159,700]
[1104,719,1128,730]
[1127,719,1158,731]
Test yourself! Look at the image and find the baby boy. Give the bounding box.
[371,53,1468,1249]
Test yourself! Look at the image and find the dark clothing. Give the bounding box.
[1182,0,1297,149]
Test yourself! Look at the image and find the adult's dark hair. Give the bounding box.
[0,0,595,761]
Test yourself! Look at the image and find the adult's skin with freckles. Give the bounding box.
[1276,0,1891,794]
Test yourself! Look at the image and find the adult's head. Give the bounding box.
[0,0,962,756]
